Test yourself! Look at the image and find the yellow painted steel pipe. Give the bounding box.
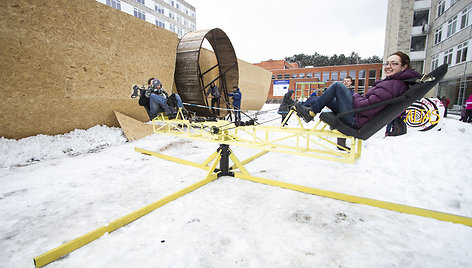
[234,172,472,227]
[33,157,220,267]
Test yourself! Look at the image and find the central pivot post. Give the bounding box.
[217,144,234,177]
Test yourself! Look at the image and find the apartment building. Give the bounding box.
[97,0,196,38]
[255,60,382,101]
[385,0,472,112]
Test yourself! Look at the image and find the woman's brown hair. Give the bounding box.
[389,51,411,69]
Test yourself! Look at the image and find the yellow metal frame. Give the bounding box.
[133,146,472,228]
[33,110,472,267]
[151,109,362,164]
[33,151,222,268]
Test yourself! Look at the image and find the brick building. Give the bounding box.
[254,60,383,101]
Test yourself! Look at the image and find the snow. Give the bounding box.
[1,104,472,267]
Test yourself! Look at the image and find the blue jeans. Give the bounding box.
[308,82,356,127]
[169,94,184,114]
[233,104,241,121]
[175,94,183,108]
[150,93,171,118]
[303,95,318,107]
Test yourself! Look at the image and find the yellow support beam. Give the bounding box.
[150,115,362,164]
[233,172,472,227]
[33,154,221,268]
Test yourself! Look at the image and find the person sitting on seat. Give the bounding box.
[134,77,155,120]
[294,51,421,129]
[148,79,178,120]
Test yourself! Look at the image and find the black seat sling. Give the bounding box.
[319,64,448,140]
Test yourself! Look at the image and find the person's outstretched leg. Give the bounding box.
[150,94,172,119]
[309,82,353,114]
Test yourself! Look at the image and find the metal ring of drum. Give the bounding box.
[174,28,239,117]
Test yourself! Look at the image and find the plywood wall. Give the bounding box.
[0,0,271,139]
[0,0,178,139]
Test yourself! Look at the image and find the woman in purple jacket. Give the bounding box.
[295,51,422,128]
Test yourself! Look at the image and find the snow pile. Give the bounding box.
[0,125,127,169]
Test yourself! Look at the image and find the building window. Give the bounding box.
[349,70,356,78]
[368,70,377,87]
[461,5,472,29]
[413,10,429,27]
[276,74,283,80]
[340,71,347,80]
[155,4,164,14]
[410,61,424,74]
[134,8,146,20]
[299,73,305,78]
[135,0,145,4]
[411,35,427,52]
[271,75,275,80]
[291,74,298,78]
[322,72,329,82]
[456,41,468,64]
[447,15,458,37]
[437,0,445,17]
[444,48,454,65]
[431,54,440,70]
[283,74,289,79]
[169,11,175,20]
[177,28,183,37]
[369,70,377,78]
[331,71,338,81]
[106,0,121,10]
[155,19,165,28]
[314,73,321,80]
[434,27,442,45]
[170,24,175,33]
[306,73,313,78]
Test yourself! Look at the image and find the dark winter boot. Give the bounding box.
[337,138,350,151]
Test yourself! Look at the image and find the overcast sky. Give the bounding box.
[191,0,389,63]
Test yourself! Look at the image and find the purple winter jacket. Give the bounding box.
[353,69,421,128]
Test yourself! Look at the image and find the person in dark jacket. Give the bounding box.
[278,89,295,126]
[295,51,422,128]
[228,86,242,121]
[205,82,220,116]
[137,77,155,120]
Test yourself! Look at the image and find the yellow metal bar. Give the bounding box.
[108,161,220,232]
[34,226,108,268]
[202,150,220,166]
[230,150,269,169]
[234,172,472,227]
[228,149,250,176]
[34,154,222,267]
[135,147,211,171]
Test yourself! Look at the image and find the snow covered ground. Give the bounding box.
[1,104,472,267]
